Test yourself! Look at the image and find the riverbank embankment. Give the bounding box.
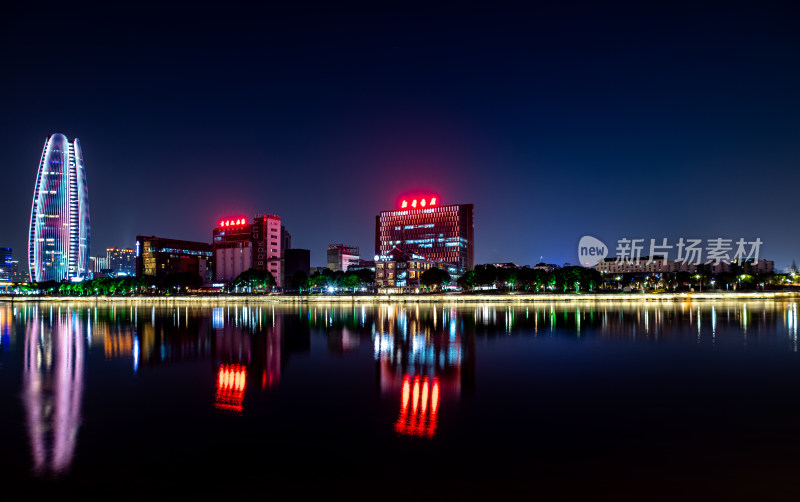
[1,291,799,304]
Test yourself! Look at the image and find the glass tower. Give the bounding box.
[28,133,91,282]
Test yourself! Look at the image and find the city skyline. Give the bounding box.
[2,2,799,270]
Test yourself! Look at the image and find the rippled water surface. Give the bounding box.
[2,299,800,500]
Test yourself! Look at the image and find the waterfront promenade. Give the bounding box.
[1,291,799,304]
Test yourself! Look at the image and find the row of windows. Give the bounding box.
[380,206,464,217]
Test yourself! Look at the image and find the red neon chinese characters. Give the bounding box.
[219,217,249,228]
[398,195,439,209]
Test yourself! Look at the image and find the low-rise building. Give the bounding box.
[738,258,774,275]
[107,248,136,276]
[327,244,360,272]
[595,256,773,275]
[136,236,214,283]
[375,247,436,294]
[533,263,560,273]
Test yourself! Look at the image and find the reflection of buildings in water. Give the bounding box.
[136,305,214,367]
[213,306,309,412]
[0,304,12,351]
[592,301,791,345]
[99,307,137,364]
[373,305,474,438]
[22,306,84,475]
[465,301,800,349]
[395,375,440,438]
[307,305,373,354]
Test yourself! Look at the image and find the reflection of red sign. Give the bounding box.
[395,375,439,438]
[215,363,247,412]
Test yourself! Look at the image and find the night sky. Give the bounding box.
[2,1,799,270]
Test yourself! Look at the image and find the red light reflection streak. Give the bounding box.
[412,376,420,413]
[394,375,439,438]
[421,379,429,413]
[395,376,412,435]
[215,364,247,412]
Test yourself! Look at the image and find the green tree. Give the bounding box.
[457,270,478,291]
[349,268,375,288]
[341,273,360,291]
[165,271,203,293]
[232,268,276,293]
[420,267,451,292]
[290,270,309,292]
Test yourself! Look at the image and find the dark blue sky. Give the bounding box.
[2,1,799,269]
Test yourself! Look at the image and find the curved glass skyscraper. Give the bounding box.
[28,133,90,282]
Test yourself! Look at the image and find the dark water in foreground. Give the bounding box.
[2,299,800,500]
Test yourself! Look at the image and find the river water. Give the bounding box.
[2,299,800,500]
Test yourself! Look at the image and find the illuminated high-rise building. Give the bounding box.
[213,214,284,287]
[28,133,90,282]
[375,195,474,271]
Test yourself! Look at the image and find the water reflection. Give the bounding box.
[21,305,84,476]
[216,363,247,412]
[210,305,293,412]
[372,305,472,437]
[4,299,800,475]
[396,375,440,437]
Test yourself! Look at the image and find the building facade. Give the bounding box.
[89,256,108,274]
[375,247,436,293]
[213,214,283,287]
[107,248,136,275]
[0,248,12,282]
[326,244,360,272]
[135,236,213,283]
[285,249,310,277]
[29,133,90,282]
[10,260,28,283]
[376,197,473,271]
